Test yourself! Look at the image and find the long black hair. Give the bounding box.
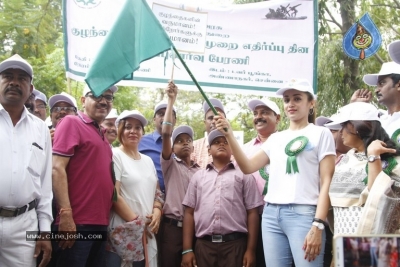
[350,120,400,160]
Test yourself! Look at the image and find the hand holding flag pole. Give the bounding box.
[84,0,226,131]
[172,46,227,132]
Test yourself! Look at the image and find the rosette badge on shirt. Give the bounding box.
[391,129,400,145]
[285,136,309,174]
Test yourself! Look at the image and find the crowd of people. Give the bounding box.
[1,40,400,267]
[344,237,398,267]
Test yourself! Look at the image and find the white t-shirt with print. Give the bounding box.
[261,124,335,205]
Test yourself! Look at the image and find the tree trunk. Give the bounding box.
[338,0,360,91]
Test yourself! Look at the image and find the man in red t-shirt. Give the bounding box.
[52,85,118,267]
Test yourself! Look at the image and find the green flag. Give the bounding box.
[84,0,172,96]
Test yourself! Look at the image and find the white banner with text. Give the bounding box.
[63,0,317,96]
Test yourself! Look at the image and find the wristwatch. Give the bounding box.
[368,155,381,163]
[312,221,325,230]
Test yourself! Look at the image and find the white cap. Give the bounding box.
[34,90,47,104]
[32,87,40,97]
[248,98,280,115]
[324,102,380,129]
[115,110,148,128]
[203,98,225,114]
[315,116,332,127]
[172,125,194,144]
[0,54,33,78]
[154,100,176,115]
[276,79,315,97]
[388,40,400,64]
[48,92,77,109]
[208,129,225,145]
[363,62,400,86]
[326,114,342,130]
[106,108,118,119]
[83,85,118,96]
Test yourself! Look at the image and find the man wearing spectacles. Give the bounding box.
[48,92,78,129]
[52,85,118,267]
[34,89,48,121]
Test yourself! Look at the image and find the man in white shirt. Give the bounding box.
[363,62,400,138]
[351,61,400,141]
[0,54,52,266]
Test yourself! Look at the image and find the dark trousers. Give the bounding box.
[323,227,333,267]
[195,237,247,267]
[156,220,163,267]
[256,214,266,267]
[50,225,107,267]
[160,221,183,267]
[105,251,145,267]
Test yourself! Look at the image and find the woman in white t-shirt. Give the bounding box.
[214,79,335,267]
[105,110,164,267]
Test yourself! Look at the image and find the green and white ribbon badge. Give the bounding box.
[285,136,309,174]
[259,166,269,195]
[391,129,400,144]
[363,156,398,185]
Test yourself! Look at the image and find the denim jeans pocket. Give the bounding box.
[290,204,316,217]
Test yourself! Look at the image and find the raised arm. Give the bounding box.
[162,81,178,160]
[350,89,373,103]
[367,140,397,190]
[214,113,269,173]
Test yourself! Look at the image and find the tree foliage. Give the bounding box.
[317,0,400,116]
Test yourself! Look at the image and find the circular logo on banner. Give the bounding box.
[73,0,102,9]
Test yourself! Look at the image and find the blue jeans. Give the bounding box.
[52,225,107,267]
[262,203,325,267]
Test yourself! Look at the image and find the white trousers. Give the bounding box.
[0,209,38,267]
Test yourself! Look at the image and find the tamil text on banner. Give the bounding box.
[64,0,317,96]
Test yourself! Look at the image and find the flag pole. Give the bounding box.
[172,46,227,132]
[172,46,218,116]
[171,47,175,80]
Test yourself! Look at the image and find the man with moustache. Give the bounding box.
[363,62,400,141]
[242,98,280,267]
[192,98,226,169]
[0,54,52,267]
[101,108,118,145]
[52,85,118,267]
[351,61,400,142]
